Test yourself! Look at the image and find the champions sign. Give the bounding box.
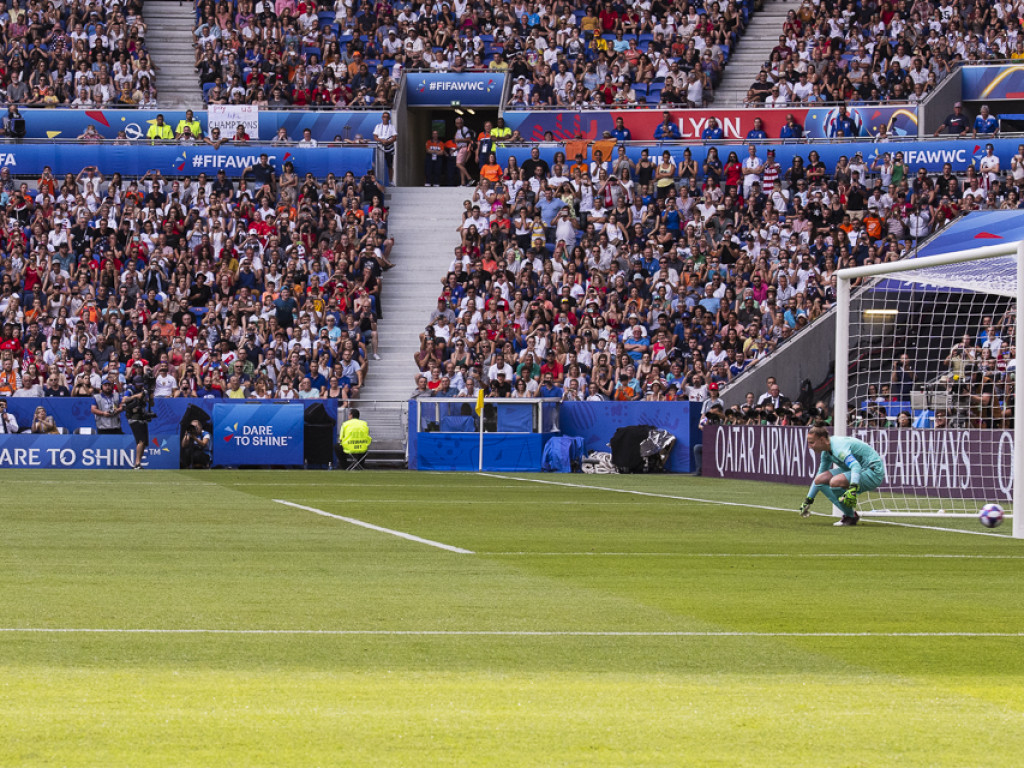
[702,425,1014,501]
[212,403,304,466]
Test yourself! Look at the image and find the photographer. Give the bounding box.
[90,378,123,435]
[181,419,211,469]
[123,364,156,469]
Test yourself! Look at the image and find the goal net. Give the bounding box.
[835,241,1021,537]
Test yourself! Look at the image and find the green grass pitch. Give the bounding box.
[1,470,1022,766]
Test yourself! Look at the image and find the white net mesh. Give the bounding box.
[843,264,1015,521]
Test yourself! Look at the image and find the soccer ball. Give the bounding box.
[979,503,1005,529]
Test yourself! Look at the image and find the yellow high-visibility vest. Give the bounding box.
[339,418,371,454]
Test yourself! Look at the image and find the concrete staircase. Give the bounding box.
[716,0,804,105]
[354,186,471,465]
[145,0,204,109]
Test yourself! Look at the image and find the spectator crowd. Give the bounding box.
[0,158,394,420]
[0,0,156,108]
[193,0,756,109]
[745,0,1021,107]
[413,122,1024,406]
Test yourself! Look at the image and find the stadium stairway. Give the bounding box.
[145,0,205,109]
[354,186,470,467]
[715,0,804,106]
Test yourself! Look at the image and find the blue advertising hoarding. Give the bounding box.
[0,434,179,469]
[406,72,506,107]
[18,108,386,144]
[0,143,373,178]
[961,65,1024,101]
[212,402,304,466]
[496,136,1018,178]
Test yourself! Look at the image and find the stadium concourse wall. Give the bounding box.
[0,398,338,470]
[702,424,1015,503]
[408,400,701,473]
[14,108,386,144]
[0,142,374,178]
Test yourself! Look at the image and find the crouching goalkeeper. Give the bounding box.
[800,424,886,527]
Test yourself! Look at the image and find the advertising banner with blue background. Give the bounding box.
[0,397,334,469]
[212,402,304,467]
[406,73,506,107]
[961,65,1024,101]
[19,108,386,144]
[0,143,373,178]
[496,136,1020,178]
[0,434,179,469]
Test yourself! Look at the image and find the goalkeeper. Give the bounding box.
[800,424,886,527]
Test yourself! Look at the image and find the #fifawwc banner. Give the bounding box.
[212,403,304,467]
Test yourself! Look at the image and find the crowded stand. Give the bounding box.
[192,0,754,109]
[0,0,156,108]
[0,161,394,411]
[744,0,1012,108]
[413,124,1020,412]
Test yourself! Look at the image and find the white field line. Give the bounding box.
[273,500,473,554]
[476,552,1024,559]
[0,628,1021,638]
[480,474,1016,539]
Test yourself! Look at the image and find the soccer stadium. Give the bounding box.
[1,0,1024,764]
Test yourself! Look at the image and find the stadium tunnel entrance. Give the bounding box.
[397,107,499,187]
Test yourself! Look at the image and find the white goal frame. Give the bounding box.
[836,241,1024,539]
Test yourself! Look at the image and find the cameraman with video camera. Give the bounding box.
[123,363,157,470]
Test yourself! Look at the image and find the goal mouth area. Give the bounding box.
[835,211,1024,539]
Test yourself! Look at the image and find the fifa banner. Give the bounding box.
[702,425,1014,501]
[0,143,373,178]
[0,434,179,470]
[497,136,1024,178]
[502,105,918,142]
[208,104,260,138]
[212,402,304,467]
[406,72,507,107]
[19,108,387,143]
[961,64,1024,101]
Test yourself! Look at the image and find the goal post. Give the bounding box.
[835,240,1023,538]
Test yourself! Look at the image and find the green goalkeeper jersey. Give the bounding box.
[809,436,885,497]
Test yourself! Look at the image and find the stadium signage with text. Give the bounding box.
[703,426,1013,499]
[406,73,506,107]
[0,144,373,178]
[0,435,179,469]
[212,403,304,466]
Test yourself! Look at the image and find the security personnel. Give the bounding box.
[175,109,203,140]
[147,113,174,142]
[490,117,512,144]
[338,408,371,468]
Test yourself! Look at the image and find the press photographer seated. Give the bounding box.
[181,419,211,469]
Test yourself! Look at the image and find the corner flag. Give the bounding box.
[475,389,485,416]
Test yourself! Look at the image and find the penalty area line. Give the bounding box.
[273,500,473,554]
[0,628,1022,638]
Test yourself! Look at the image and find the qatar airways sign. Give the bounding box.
[703,425,1014,500]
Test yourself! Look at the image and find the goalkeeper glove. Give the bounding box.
[799,498,813,518]
[840,485,860,508]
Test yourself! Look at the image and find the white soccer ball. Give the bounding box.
[979,503,1005,529]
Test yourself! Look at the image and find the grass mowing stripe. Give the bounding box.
[1,628,1023,637]
[483,473,1016,539]
[272,499,474,554]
